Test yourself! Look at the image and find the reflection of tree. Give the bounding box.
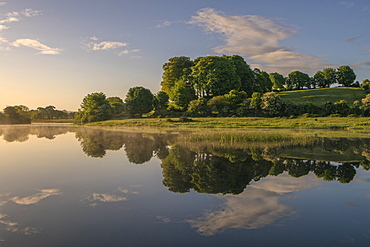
[0,126,72,142]
[74,128,174,163]
[159,142,370,195]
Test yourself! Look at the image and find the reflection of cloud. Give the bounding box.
[10,189,61,205]
[188,173,322,236]
[88,193,127,203]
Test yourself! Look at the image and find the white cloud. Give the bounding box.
[87,41,128,51]
[11,39,62,55]
[0,2,6,6]
[118,49,140,56]
[155,20,171,28]
[10,189,61,205]
[21,9,42,17]
[351,61,370,68]
[190,8,333,75]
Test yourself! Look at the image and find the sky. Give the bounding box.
[0,0,369,111]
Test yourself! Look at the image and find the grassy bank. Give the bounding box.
[85,116,370,130]
[278,87,366,105]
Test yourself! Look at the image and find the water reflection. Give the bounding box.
[1,125,370,245]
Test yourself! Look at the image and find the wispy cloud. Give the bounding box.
[89,41,128,51]
[0,2,6,7]
[155,20,172,28]
[351,61,370,68]
[339,1,355,9]
[343,36,360,43]
[189,8,333,75]
[11,39,61,55]
[83,36,140,58]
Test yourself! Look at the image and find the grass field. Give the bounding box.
[278,87,366,105]
[85,116,370,132]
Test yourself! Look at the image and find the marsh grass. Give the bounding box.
[178,130,319,149]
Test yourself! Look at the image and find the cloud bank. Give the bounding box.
[190,8,335,75]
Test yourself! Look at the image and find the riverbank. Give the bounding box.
[84,116,370,130]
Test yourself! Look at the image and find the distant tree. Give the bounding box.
[323,68,337,87]
[107,97,125,116]
[191,56,240,97]
[314,71,326,88]
[161,56,193,100]
[361,79,370,92]
[74,92,113,123]
[125,87,154,117]
[288,71,310,90]
[2,106,31,124]
[336,66,356,87]
[269,72,285,91]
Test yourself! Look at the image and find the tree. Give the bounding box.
[191,56,240,97]
[336,66,356,87]
[153,91,169,115]
[269,72,285,91]
[288,71,310,90]
[186,97,210,116]
[161,56,193,100]
[107,97,125,116]
[125,87,154,117]
[253,68,273,93]
[361,79,370,92]
[323,68,337,87]
[171,79,196,110]
[3,106,31,124]
[74,92,113,123]
[314,71,326,88]
[207,95,229,116]
[224,55,255,96]
[261,92,283,117]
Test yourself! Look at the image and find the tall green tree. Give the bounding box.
[191,56,240,97]
[171,79,196,110]
[125,86,154,117]
[288,71,310,90]
[161,56,193,100]
[107,97,125,116]
[314,71,326,88]
[224,55,255,96]
[74,92,113,123]
[269,72,285,91]
[323,68,337,87]
[336,65,356,87]
[253,68,272,93]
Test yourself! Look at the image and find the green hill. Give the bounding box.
[278,87,367,106]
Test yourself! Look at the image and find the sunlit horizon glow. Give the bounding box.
[0,0,369,111]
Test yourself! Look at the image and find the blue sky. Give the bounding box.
[0,0,369,111]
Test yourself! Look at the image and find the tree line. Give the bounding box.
[0,105,75,124]
[74,55,370,123]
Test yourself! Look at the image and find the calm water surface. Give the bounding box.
[0,125,370,247]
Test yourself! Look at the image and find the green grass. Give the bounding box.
[85,116,370,132]
[278,87,366,105]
